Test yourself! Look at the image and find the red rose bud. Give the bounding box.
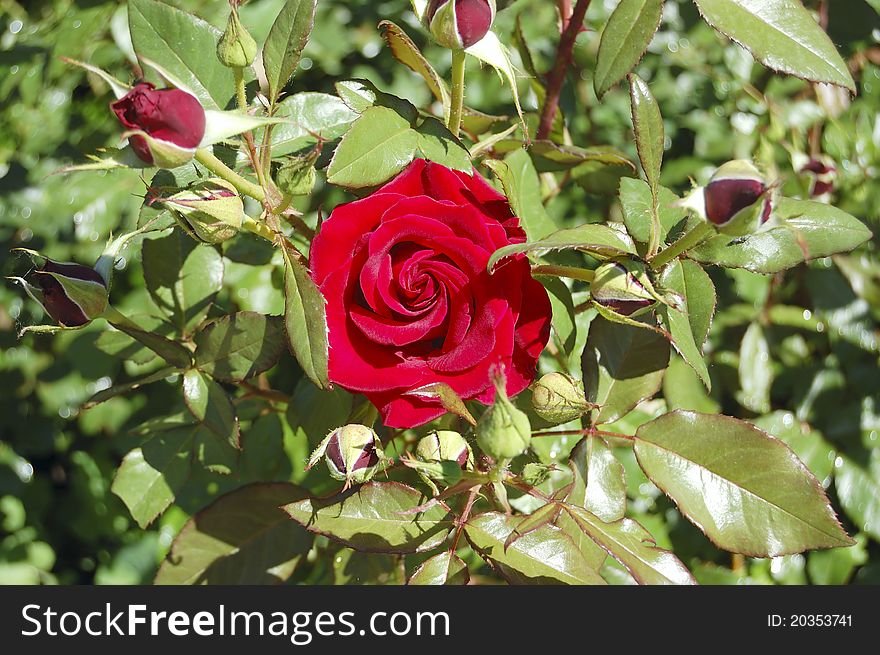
[703,160,772,235]
[531,372,591,424]
[590,260,660,317]
[29,258,108,327]
[308,424,384,487]
[111,83,206,168]
[155,178,243,244]
[424,0,496,49]
[800,157,837,199]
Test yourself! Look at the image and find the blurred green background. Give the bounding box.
[1,0,878,584]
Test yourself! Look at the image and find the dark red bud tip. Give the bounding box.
[455,0,493,48]
[800,158,837,198]
[704,178,767,226]
[326,433,378,473]
[111,83,206,164]
[325,434,346,472]
[455,449,469,467]
[598,298,654,316]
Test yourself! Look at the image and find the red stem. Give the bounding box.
[536,0,592,141]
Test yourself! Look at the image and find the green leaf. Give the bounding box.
[142,230,224,336]
[582,316,670,424]
[408,551,469,585]
[659,258,716,350]
[464,31,526,137]
[738,322,772,413]
[526,141,635,172]
[128,0,233,109]
[483,148,557,241]
[464,512,606,585]
[194,312,285,382]
[155,483,312,584]
[268,93,359,157]
[663,355,720,413]
[807,534,868,585]
[284,482,453,554]
[628,73,663,196]
[111,427,195,528]
[538,275,577,359]
[415,116,472,172]
[192,425,238,475]
[563,505,695,585]
[326,106,420,189]
[262,0,318,103]
[567,436,627,522]
[634,410,854,556]
[753,411,835,484]
[835,451,880,543]
[693,0,856,92]
[594,0,664,99]
[620,178,687,246]
[182,369,240,448]
[488,224,636,273]
[379,20,449,110]
[690,199,872,273]
[105,320,193,369]
[281,244,329,390]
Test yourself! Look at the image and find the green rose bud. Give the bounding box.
[590,259,662,317]
[307,424,385,488]
[217,5,257,69]
[156,178,244,244]
[416,430,473,476]
[531,372,591,424]
[476,370,531,461]
[275,150,319,198]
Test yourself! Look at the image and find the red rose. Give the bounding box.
[311,159,552,428]
[111,83,206,168]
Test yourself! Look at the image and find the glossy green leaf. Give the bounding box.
[142,230,224,336]
[415,116,471,172]
[128,0,232,109]
[105,321,192,369]
[465,512,606,585]
[284,482,453,553]
[483,149,557,241]
[634,410,854,556]
[582,316,670,424]
[111,427,194,528]
[488,225,636,273]
[567,436,627,522]
[563,505,696,585]
[835,451,880,543]
[194,312,285,382]
[268,92,359,157]
[628,73,663,196]
[155,483,312,584]
[690,199,872,273]
[595,0,664,99]
[408,551,469,585]
[659,258,716,350]
[262,0,318,102]
[693,0,856,92]
[754,412,835,486]
[182,369,240,448]
[326,106,419,188]
[738,322,772,413]
[281,243,329,390]
[527,141,635,172]
[619,178,687,245]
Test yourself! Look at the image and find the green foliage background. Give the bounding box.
[1,0,879,584]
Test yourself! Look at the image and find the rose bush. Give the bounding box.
[311,159,551,428]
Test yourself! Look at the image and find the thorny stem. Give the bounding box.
[450,487,480,553]
[536,0,592,141]
[242,214,277,242]
[532,264,595,283]
[531,427,635,442]
[233,68,248,112]
[649,220,714,270]
[447,48,467,138]
[195,148,266,203]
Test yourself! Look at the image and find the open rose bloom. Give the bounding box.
[311,160,552,428]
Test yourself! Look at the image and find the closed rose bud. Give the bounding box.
[217,5,257,69]
[275,150,319,198]
[800,157,836,199]
[24,256,108,327]
[590,259,659,317]
[476,369,531,461]
[416,430,473,473]
[307,424,384,487]
[155,178,243,244]
[531,372,591,424]
[424,0,496,50]
[703,160,772,234]
[111,83,206,168]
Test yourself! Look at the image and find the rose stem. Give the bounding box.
[447,48,467,137]
[195,148,266,203]
[536,0,592,141]
[532,264,595,282]
[649,220,714,270]
[233,68,248,112]
[242,215,277,242]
